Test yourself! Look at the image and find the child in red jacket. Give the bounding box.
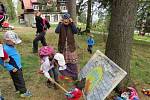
[65,78,86,100]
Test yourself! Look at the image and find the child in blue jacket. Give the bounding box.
[87,34,95,54]
[0,31,32,98]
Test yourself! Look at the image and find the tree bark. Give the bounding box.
[68,0,76,22]
[86,0,92,33]
[105,0,138,87]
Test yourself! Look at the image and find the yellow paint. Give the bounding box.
[86,67,103,92]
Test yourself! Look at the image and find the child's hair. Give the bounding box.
[75,78,86,90]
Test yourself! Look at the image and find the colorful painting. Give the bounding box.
[79,50,127,100]
[86,67,103,92]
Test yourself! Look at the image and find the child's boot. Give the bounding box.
[46,80,53,88]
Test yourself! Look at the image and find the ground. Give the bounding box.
[0,26,150,100]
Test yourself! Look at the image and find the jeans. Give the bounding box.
[48,67,59,83]
[33,32,47,53]
[87,45,93,54]
[10,69,27,93]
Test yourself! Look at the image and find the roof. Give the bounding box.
[23,0,37,9]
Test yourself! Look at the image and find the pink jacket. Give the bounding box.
[128,87,139,100]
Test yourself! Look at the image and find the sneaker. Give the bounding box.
[20,90,32,98]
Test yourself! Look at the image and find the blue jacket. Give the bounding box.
[87,38,95,46]
[0,44,22,72]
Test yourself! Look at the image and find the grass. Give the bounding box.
[131,38,150,84]
[0,27,150,100]
[134,34,150,42]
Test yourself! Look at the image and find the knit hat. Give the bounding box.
[62,13,70,19]
[3,31,22,44]
[39,46,55,56]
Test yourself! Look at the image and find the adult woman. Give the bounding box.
[55,13,78,80]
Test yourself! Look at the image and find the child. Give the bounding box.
[115,87,139,100]
[87,34,95,54]
[33,11,50,53]
[127,87,139,100]
[38,46,59,89]
[53,53,78,81]
[0,31,32,97]
[65,78,86,100]
[0,96,4,100]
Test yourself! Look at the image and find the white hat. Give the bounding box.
[3,31,22,44]
[54,53,66,67]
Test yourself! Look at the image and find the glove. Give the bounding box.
[69,88,75,92]
[65,93,74,98]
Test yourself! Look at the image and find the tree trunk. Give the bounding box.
[105,0,138,87]
[68,0,76,22]
[86,0,92,33]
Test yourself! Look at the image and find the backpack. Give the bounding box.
[42,18,50,31]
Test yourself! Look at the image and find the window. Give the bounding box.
[60,6,66,10]
[60,6,67,12]
[33,5,39,10]
[54,14,58,22]
[42,5,45,10]
[45,15,50,22]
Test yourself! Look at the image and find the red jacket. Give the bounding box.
[67,88,82,100]
[2,49,9,60]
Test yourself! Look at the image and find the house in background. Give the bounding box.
[57,0,68,12]
[19,0,68,26]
